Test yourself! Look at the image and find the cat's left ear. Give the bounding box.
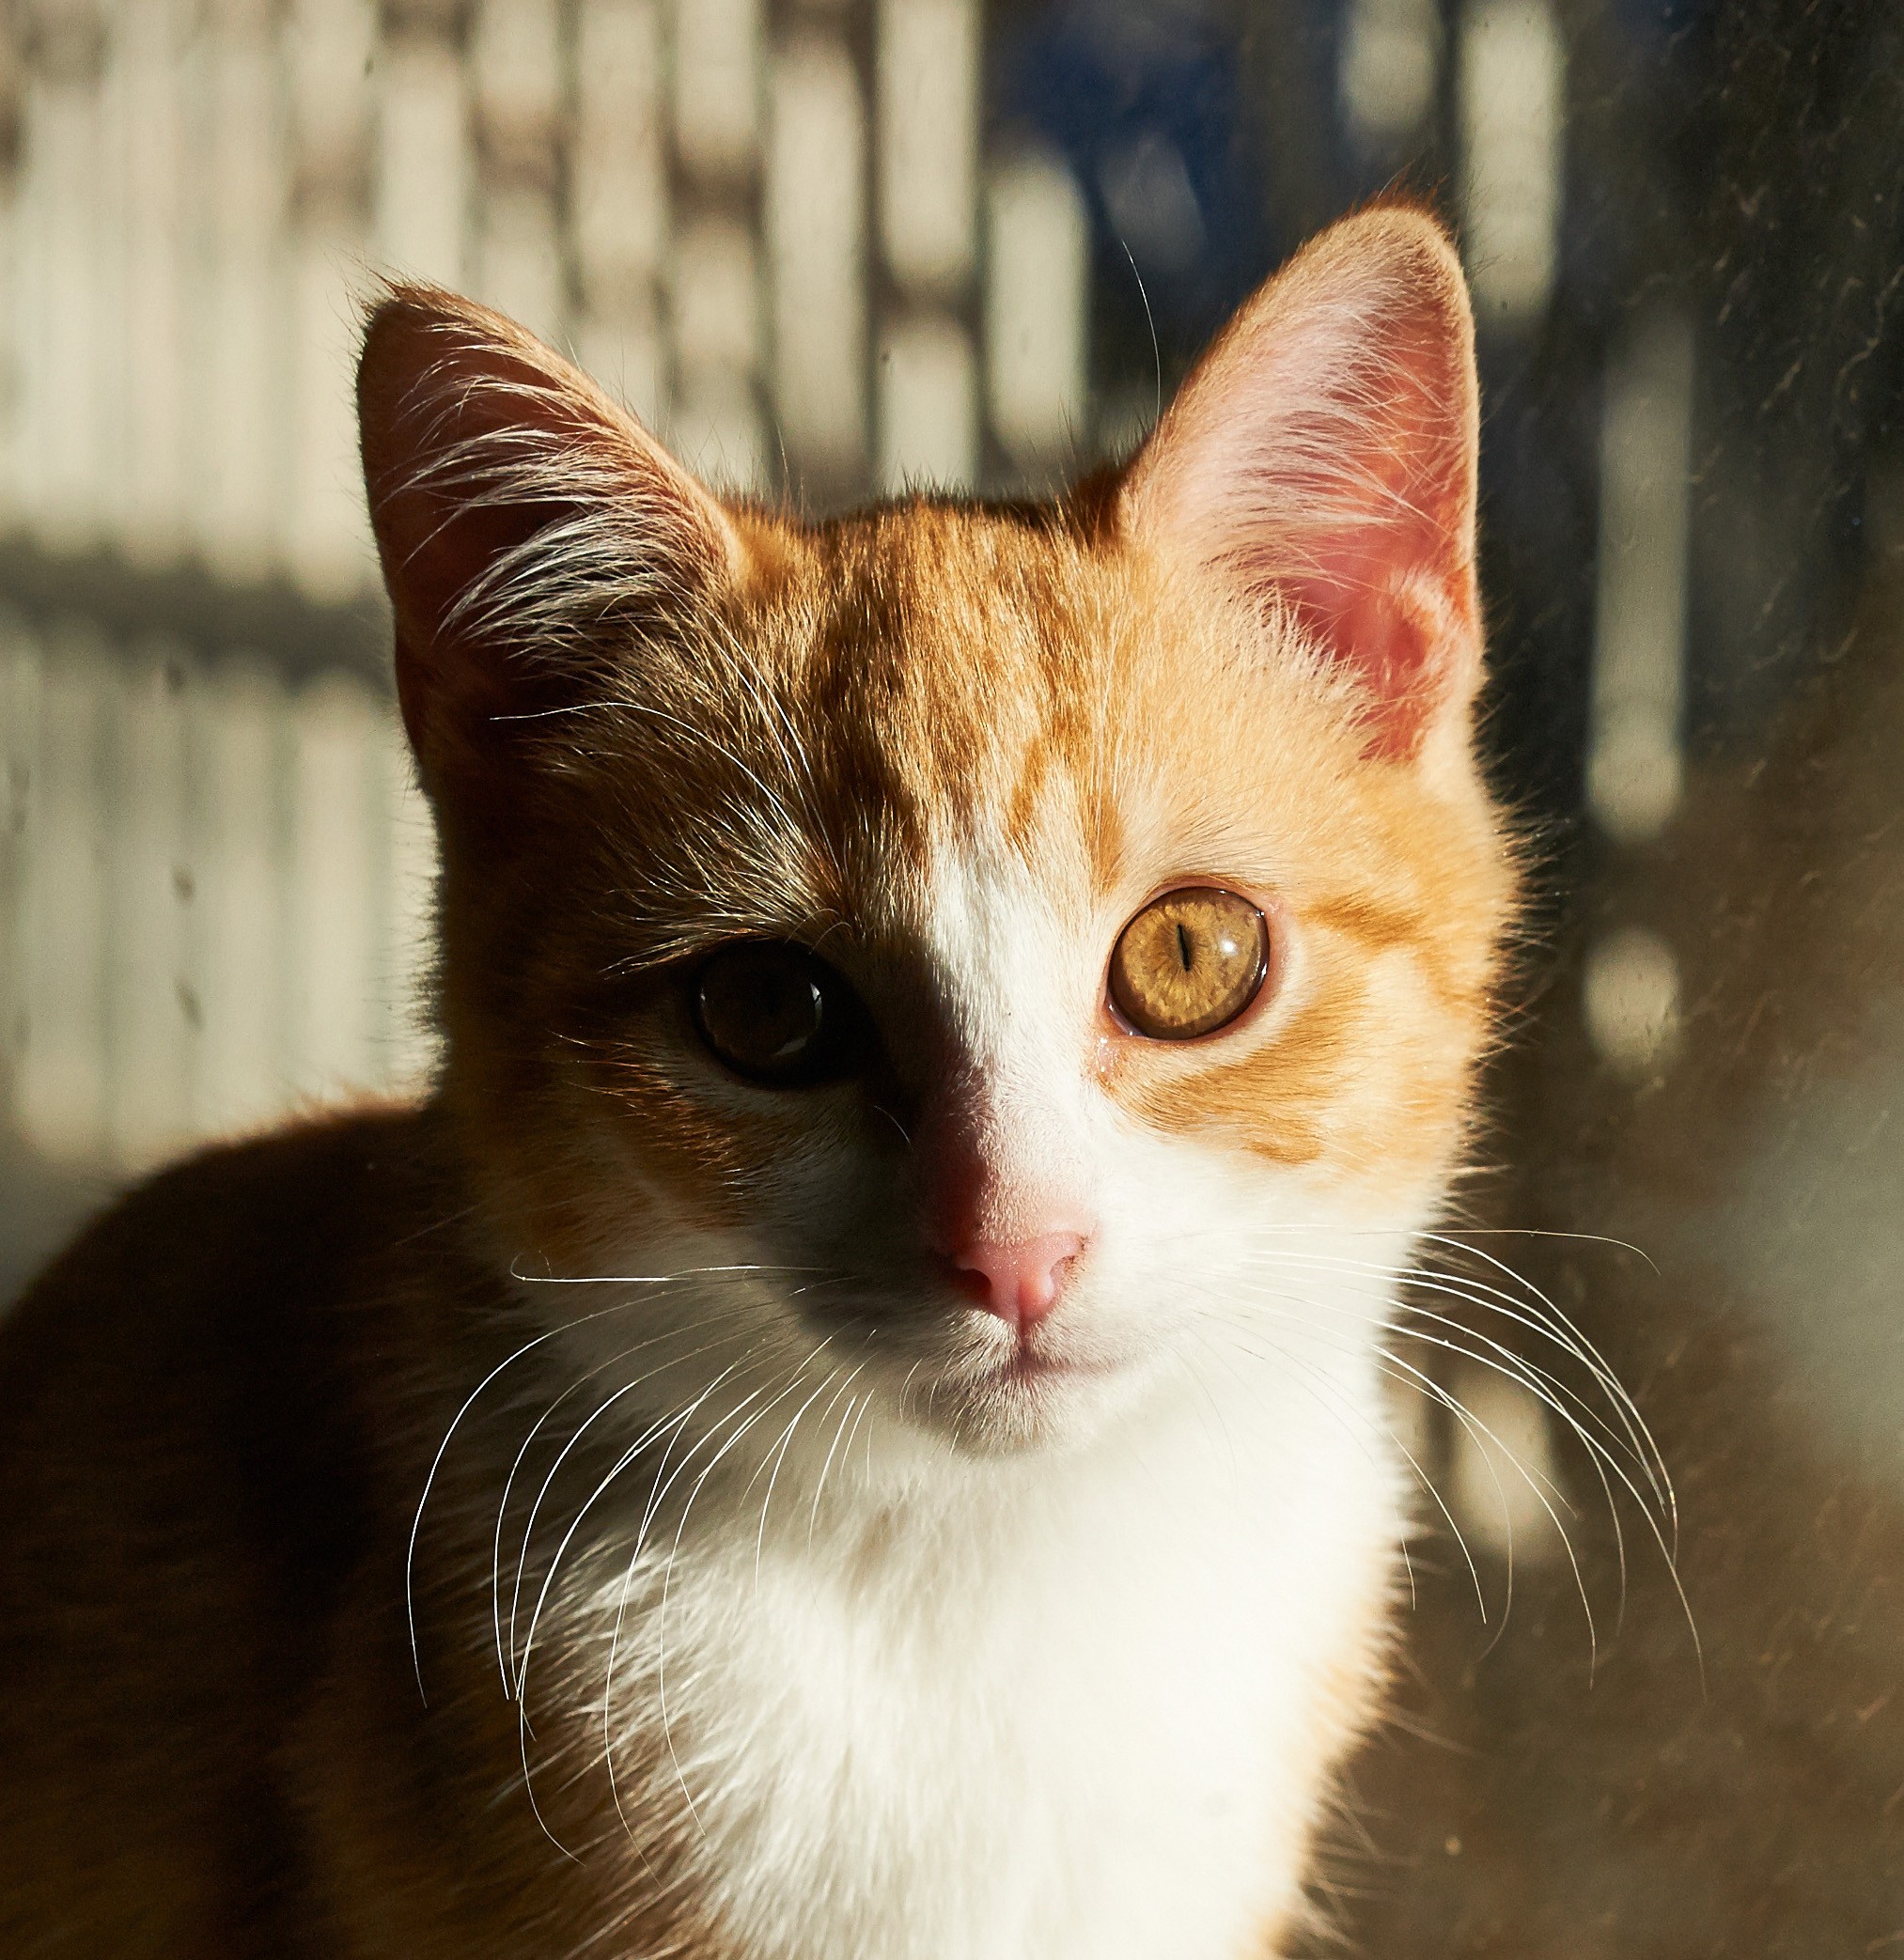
[358,283,747,805]
[1119,207,1481,771]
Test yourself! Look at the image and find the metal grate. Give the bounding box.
[0,0,1616,1167]
[0,0,1098,1174]
[0,0,1096,592]
[2,617,433,1174]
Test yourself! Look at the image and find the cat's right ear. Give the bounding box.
[1118,207,1481,778]
[358,284,743,801]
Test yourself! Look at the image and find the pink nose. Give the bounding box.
[948,1231,1087,1331]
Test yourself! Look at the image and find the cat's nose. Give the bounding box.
[947,1230,1089,1331]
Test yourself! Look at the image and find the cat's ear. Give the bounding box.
[358,283,744,797]
[1119,208,1480,768]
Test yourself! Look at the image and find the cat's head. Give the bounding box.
[360,208,1513,1457]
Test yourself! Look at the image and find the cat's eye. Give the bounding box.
[1108,887,1269,1040]
[692,942,864,1086]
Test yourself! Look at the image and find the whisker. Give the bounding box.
[1179,1325,1427,1612]
[1204,1315,1494,1623]
[750,1366,843,1587]
[600,1343,820,1834]
[645,1364,833,1842]
[492,1301,763,1690]
[408,1293,666,1704]
[1243,1249,1658,1532]
[1234,1253,1673,1628]
[511,1261,837,1286]
[836,1379,878,1493]
[805,1369,872,1549]
[1223,1269,1695,1674]
[515,1364,742,1715]
[1207,1296,1593,1652]
[1423,1231,1677,1539]
[507,1319,765,1688]
[1239,1242,1666,1512]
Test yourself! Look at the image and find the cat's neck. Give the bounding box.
[562,1337,1402,1960]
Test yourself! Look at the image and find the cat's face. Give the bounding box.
[360,209,1510,1456]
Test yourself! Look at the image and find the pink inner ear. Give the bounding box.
[1121,212,1481,761]
[1267,414,1476,760]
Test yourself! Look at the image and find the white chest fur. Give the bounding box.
[585,1367,1400,1960]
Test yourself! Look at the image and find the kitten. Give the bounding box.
[0,207,1513,1957]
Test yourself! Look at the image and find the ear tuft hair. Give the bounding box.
[358,284,741,795]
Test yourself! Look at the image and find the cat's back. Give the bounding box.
[0,1106,446,1953]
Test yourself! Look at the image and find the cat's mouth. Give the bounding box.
[985,1335,1118,1388]
[805,1283,1145,1444]
[908,1323,1152,1455]
[944,1303,1145,1418]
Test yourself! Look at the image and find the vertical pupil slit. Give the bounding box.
[1109,887,1266,1040]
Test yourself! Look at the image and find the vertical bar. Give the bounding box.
[1339,0,1442,151]
[668,0,764,490]
[983,146,1088,476]
[1445,1361,1562,1563]
[766,28,867,494]
[875,0,977,491]
[90,0,133,554]
[117,0,191,568]
[674,0,758,182]
[376,24,471,288]
[285,250,373,602]
[471,0,566,342]
[190,661,288,1140]
[0,12,23,531]
[0,614,40,1128]
[668,212,762,484]
[1586,308,1695,845]
[1458,0,1563,331]
[196,0,291,583]
[1582,924,1682,1079]
[16,628,111,1164]
[572,0,668,424]
[287,674,378,1100]
[103,645,194,1171]
[286,0,377,601]
[878,317,975,491]
[876,0,975,291]
[21,49,105,552]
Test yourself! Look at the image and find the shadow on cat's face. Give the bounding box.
[429,505,1506,1458]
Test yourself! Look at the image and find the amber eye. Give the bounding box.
[693,942,864,1086]
[1109,887,1269,1040]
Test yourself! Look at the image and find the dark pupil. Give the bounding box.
[696,947,828,1077]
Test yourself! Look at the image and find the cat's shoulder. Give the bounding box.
[10,1101,429,1319]
[0,1102,458,1460]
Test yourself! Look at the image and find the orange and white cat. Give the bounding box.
[0,206,1511,1956]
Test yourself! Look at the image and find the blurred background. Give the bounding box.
[1,0,1902,1943]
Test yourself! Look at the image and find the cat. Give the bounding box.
[0,205,1515,1958]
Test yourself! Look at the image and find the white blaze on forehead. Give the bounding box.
[920,847,1109,1211]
